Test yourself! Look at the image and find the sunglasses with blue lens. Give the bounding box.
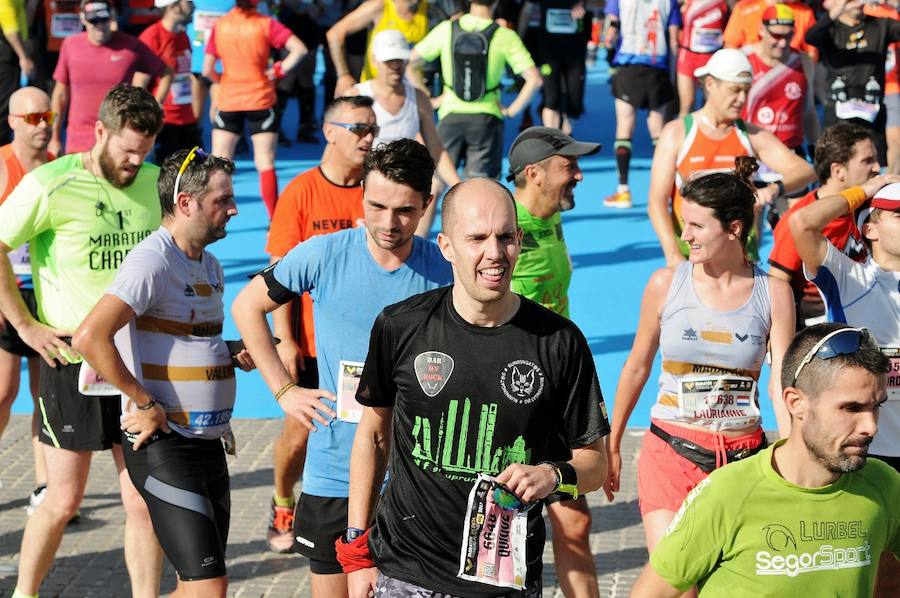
[790,327,875,388]
[492,482,537,513]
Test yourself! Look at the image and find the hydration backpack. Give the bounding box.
[449,19,500,102]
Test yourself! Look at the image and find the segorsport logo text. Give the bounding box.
[755,542,871,578]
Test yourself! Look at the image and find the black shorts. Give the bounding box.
[0,287,38,357]
[38,359,121,451]
[292,494,347,575]
[871,454,900,473]
[612,64,674,110]
[541,58,586,119]
[212,108,278,135]
[155,122,203,166]
[124,430,230,581]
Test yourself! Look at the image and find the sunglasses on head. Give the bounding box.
[492,482,538,513]
[10,112,55,126]
[328,121,380,137]
[86,16,111,25]
[790,327,875,388]
[172,146,209,204]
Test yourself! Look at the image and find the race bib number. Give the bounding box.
[678,375,759,429]
[546,8,577,34]
[170,72,193,105]
[884,348,900,401]
[458,474,528,590]
[78,362,120,396]
[193,10,224,34]
[835,99,880,123]
[690,28,723,54]
[336,360,364,423]
[8,243,30,276]
[51,13,82,38]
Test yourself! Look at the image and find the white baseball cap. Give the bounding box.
[154,0,179,7]
[371,29,412,63]
[694,49,754,84]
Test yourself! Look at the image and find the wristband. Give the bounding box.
[272,61,286,80]
[538,461,578,499]
[840,186,867,212]
[136,399,156,411]
[334,527,375,573]
[274,382,296,402]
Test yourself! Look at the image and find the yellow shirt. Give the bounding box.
[0,0,27,39]
[360,0,429,82]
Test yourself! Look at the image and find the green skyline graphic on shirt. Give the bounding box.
[411,397,530,477]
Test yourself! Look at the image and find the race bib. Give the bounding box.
[170,72,193,105]
[51,13,82,38]
[8,243,30,276]
[690,28,723,54]
[457,474,528,590]
[78,362,120,396]
[192,10,225,33]
[546,8,577,34]
[884,348,900,401]
[678,375,759,429]
[835,99,880,123]
[336,360,365,423]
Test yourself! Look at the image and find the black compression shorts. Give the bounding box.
[612,64,674,111]
[212,108,278,136]
[541,58,586,119]
[0,287,38,357]
[124,431,230,581]
[292,494,347,574]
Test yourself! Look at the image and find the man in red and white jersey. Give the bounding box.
[743,4,819,158]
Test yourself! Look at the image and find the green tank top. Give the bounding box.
[511,201,572,318]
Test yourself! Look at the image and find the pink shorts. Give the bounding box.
[637,419,765,517]
[677,48,716,79]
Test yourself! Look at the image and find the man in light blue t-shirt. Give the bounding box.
[232,138,452,598]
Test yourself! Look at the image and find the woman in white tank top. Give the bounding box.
[604,157,796,564]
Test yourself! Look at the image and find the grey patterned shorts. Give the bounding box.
[374,572,541,597]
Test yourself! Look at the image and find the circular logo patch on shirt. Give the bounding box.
[499,360,545,405]
[785,81,803,101]
[757,106,775,124]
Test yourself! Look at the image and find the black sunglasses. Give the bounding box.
[328,121,380,137]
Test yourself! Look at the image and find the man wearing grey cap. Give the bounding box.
[508,126,602,598]
[50,0,170,155]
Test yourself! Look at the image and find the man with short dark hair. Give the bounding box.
[0,84,165,598]
[507,126,601,598]
[50,0,170,155]
[74,147,248,598]
[233,138,452,597]
[341,177,610,598]
[790,174,900,597]
[262,94,377,554]
[769,122,876,329]
[632,323,898,597]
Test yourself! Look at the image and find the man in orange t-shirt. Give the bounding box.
[724,0,818,58]
[262,95,376,554]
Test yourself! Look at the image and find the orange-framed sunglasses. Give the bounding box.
[10,112,56,126]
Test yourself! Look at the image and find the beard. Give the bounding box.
[98,141,139,188]
[801,411,872,474]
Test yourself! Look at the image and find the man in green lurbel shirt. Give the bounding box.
[506,126,601,598]
[632,323,900,597]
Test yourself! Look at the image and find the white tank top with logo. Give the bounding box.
[652,261,772,431]
[354,79,421,148]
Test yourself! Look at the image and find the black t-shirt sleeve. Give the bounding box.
[560,326,610,448]
[356,310,398,407]
[805,13,833,48]
[887,17,900,44]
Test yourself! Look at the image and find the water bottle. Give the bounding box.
[865,76,881,104]
[831,76,847,102]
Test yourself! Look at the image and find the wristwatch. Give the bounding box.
[341,527,366,543]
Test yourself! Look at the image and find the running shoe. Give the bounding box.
[27,485,81,523]
[26,484,46,515]
[266,499,295,554]
[603,189,632,209]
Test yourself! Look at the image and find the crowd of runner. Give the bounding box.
[0,0,898,596]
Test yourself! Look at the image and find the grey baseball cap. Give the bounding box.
[507,127,601,182]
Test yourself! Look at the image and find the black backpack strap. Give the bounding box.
[481,22,501,94]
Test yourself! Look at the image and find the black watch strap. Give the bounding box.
[341,526,366,543]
